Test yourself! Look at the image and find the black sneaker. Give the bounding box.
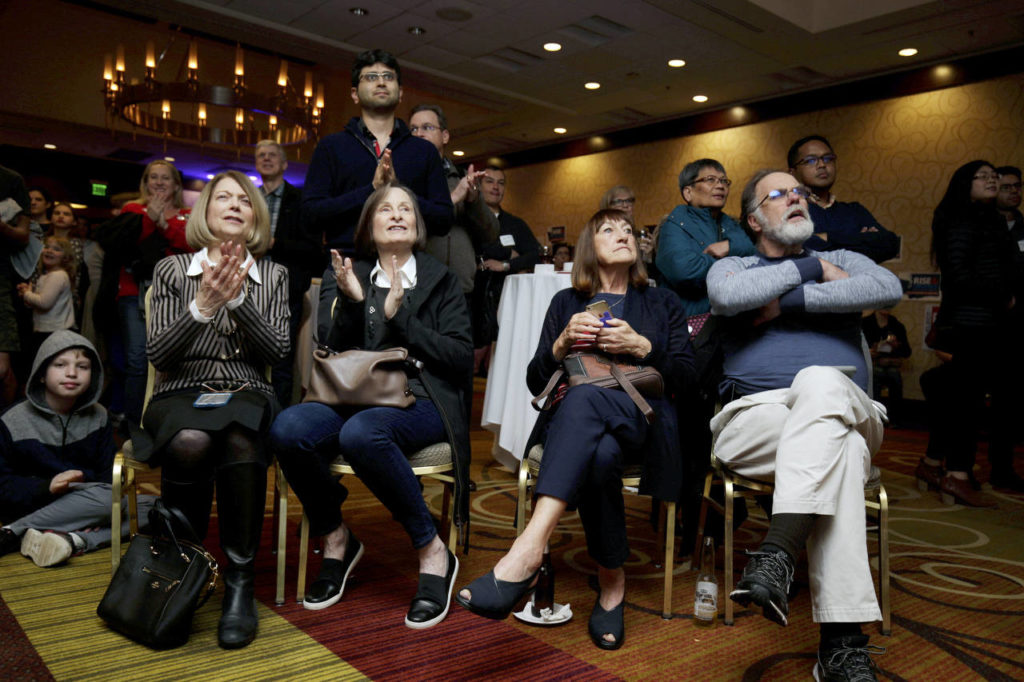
[729,548,794,626]
[813,634,885,681]
[0,528,20,557]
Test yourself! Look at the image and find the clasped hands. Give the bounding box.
[553,312,651,361]
[195,241,251,318]
[331,248,405,320]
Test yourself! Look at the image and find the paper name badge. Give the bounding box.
[194,392,233,408]
[499,234,516,247]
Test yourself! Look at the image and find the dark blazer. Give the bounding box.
[267,180,325,303]
[526,285,697,502]
[317,252,474,530]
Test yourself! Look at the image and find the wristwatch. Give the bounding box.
[502,261,510,272]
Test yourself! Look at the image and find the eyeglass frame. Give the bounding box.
[973,172,999,181]
[359,71,397,83]
[609,197,636,206]
[690,175,732,188]
[794,154,837,167]
[409,123,442,134]
[755,185,810,210]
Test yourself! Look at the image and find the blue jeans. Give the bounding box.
[118,296,147,423]
[270,400,447,549]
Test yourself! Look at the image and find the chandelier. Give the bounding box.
[102,37,324,148]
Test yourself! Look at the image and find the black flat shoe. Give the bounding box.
[455,567,539,620]
[588,597,625,650]
[405,549,459,630]
[303,535,364,611]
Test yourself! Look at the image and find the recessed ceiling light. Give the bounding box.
[898,48,918,57]
[206,173,215,180]
[349,7,368,16]
[164,156,175,162]
[692,95,708,103]
[43,143,57,150]
[584,82,600,90]
[408,26,426,35]
[452,150,465,157]
[543,42,562,52]
[553,127,567,134]
[668,59,686,68]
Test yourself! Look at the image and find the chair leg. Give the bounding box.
[662,501,676,620]
[297,513,310,603]
[878,484,891,636]
[724,477,735,626]
[516,463,529,536]
[443,482,457,553]
[111,453,124,575]
[275,465,289,606]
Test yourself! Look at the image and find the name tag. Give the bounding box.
[500,234,516,247]
[1017,239,1024,252]
[194,392,233,408]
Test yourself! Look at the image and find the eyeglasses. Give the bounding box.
[756,186,809,209]
[973,172,998,181]
[692,176,732,187]
[1000,182,1022,191]
[795,154,837,167]
[409,123,441,134]
[360,71,397,83]
[609,197,636,206]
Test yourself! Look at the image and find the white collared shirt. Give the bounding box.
[369,255,417,290]
[186,247,261,323]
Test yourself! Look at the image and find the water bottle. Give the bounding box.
[694,537,718,627]
[531,546,554,617]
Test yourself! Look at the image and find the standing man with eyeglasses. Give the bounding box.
[708,169,901,682]
[409,104,497,299]
[302,49,452,255]
[787,135,900,263]
[656,159,756,317]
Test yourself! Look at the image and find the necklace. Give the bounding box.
[601,292,626,310]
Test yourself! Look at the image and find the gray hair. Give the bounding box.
[678,158,726,195]
[255,139,288,162]
[739,169,783,241]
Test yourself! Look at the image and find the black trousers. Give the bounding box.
[535,385,648,569]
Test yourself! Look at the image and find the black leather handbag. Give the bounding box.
[97,500,219,649]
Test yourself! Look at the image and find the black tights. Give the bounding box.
[163,425,266,483]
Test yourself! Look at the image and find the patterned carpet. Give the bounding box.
[1,420,1022,680]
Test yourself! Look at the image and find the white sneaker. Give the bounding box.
[20,529,74,567]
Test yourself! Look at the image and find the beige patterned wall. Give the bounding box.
[500,73,1024,399]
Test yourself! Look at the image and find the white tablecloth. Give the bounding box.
[481,271,573,469]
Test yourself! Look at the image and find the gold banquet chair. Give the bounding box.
[694,453,891,635]
[110,289,288,580]
[516,444,677,620]
[283,445,459,603]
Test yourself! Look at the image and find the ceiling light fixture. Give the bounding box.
[101,36,325,150]
[553,127,567,134]
[408,26,426,35]
[692,94,708,103]
[452,150,465,157]
[668,59,686,68]
[69,203,87,209]
[43,143,57,150]
[349,7,368,16]
[164,156,175,162]
[544,42,562,52]
[584,82,600,90]
[898,48,918,57]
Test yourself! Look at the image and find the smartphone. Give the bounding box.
[585,300,613,326]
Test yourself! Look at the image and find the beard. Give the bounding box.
[757,208,814,246]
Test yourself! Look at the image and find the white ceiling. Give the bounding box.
[2,0,1023,181]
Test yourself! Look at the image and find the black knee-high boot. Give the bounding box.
[160,477,215,541]
[215,461,267,649]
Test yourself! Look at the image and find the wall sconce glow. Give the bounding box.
[933,64,954,79]
[43,143,57,150]
[553,127,567,134]
[692,95,708,103]
[731,106,746,118]
[544,42,562,52]
[452,150,465,157]
[668,59,686,68]
[584,82,601,90]
[898,48,918,57]
[69,203,87,210]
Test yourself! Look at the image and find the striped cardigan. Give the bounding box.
[146,253,290,398]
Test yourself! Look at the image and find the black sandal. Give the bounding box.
[588,597,625,650]
[454,568,539,620]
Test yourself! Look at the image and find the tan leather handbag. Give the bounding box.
[531,352,663,424]
[304,347,415,408]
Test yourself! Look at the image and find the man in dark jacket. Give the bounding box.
[788,135,900,263]
[301,49,452,254]
[255,139,324,405]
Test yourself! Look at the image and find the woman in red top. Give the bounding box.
[94,160,191,424]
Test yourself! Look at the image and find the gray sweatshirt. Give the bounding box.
[707,249,902,396]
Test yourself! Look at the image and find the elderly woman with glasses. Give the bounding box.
[143,171,290,649]
[655,159,756,318]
